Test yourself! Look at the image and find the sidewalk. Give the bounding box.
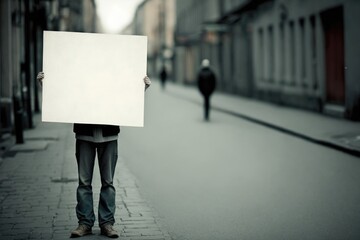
[0,115,171,240]
[165,81,360,157]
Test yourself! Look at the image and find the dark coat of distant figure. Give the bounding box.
[160,67,167,89]
[197,59,216,121]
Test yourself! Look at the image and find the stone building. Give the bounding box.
[174,0,224,85]
[127,0,176,78]
[249,0,360,119]
[174,0,360,120]
[0,0,97,144]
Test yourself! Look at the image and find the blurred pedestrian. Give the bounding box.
[160,66,167,90]
[37,72,151,238]
[197,59,216,121]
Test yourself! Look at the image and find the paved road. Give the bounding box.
[120,82,360,240]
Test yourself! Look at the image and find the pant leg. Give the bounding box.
[204,96,210,121]
[96,140,118,227]
[75,139,96,227]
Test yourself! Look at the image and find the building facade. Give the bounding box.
[250,0,360,119]
[0,0,97,144]
[175,0,224,85]
[127,0,176,78]
[174,0,360,120]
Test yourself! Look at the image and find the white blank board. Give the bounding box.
[42,31,147,127]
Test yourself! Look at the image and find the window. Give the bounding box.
[289,20,295,84]
[310,15,317,89]
[258,28,264,81]
[300,18,306,82]
[279,23,285,83]
[268,25,274,82]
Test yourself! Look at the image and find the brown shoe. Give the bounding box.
[70,224,92,238]
[100,224,119,238]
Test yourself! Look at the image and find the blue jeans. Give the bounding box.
[75,139,118,227]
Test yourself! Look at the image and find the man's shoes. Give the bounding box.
[101,224,119,238]
[70,224,92,238]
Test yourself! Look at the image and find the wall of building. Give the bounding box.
[175,0,222,85]
[132,0,176,78]
[83,0,97,33]
[0,0,97,143]
[175,0,252,87]
[252,0,326,110]
[344,0,360,120]
[0,0,14,134]
[59,0,96,32]
[250,0,360,119]
[174,0,360,120]
[231,17,253,96]
[223,0,248,13]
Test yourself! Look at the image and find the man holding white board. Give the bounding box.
[39,31,150,238]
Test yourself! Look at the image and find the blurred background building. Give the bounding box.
[174,0,360,120]
[124,0,176,79]
[0,0,97,143]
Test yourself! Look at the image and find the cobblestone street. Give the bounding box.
[0,117,171,240]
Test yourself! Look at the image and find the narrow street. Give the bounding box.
[120,81,360,240]
[2,0,360,239]
[1,81,360,240]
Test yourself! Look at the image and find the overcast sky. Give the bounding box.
[95,0,144,33]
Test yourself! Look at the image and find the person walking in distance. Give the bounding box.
[197,59,216,121]
[37,72,151,238]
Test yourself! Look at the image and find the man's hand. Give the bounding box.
[144,76,151,90]
[37,72,44,87]
[38,72,150,90]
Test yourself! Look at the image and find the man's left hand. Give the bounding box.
[144,76,151,90]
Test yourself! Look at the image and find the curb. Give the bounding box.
[211,105,360,158]
[168,90,360,158]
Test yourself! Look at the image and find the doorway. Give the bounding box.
[321,6,345,105]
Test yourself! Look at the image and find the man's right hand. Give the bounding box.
[37,72,44,86]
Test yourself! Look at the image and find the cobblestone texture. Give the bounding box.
[0,118,172,240]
